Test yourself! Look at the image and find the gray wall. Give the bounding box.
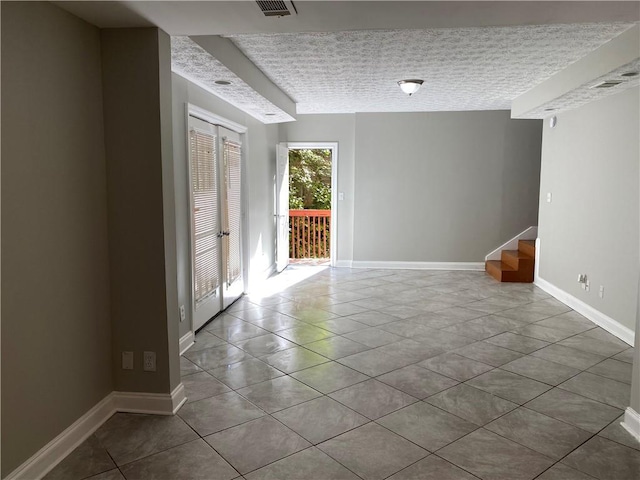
[538,87,640,332]
[353,111,542,262]
[101,28,180,393]
[279,114,357,264]
[172,73,279,339]
[1,3,112,476]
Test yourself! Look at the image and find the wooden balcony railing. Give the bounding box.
[289,209,331,259]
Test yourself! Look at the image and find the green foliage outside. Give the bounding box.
[289,149,332,210]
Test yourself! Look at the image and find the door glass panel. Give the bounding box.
[190,128,220,305]
[223,138,242,287]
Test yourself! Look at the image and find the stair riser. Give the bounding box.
[501,253,534,271]
[519,241,535,257]
[486,238,536,283]
[502,270,534,283]
[486,263,534,283]
[486,262,506,282]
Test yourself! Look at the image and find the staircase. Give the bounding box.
[486,240,535,283]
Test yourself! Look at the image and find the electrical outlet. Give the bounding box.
[143,351,156,372]
[179,305,186,322]
[585,280,590,292]
[546,192,552,203]
[122,351,134,370]
[599,285,605,299]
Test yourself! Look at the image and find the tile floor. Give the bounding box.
[46,267,639,480]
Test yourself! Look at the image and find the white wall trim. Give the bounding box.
[622,407,640,443]
[4,394,116,480]
[114,383,187,415]
[335,260,353,268]
[6,384,188,480]
[187,103,248,133]
[350,261,485,271]
[179,331,195,355]
[172,382,189,414]
[535,276,635,345]
[485,226,538,261]
[534,237,541,283]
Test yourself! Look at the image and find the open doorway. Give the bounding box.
[276,142,338,271]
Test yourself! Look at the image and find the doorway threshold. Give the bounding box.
[289,258,330,266]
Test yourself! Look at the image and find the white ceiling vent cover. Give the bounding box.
[590,80,624,89]
[256,1,297,17]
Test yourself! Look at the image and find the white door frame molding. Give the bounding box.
[286,142,339,267]
[275,143,290,273]
[185,103,248,335]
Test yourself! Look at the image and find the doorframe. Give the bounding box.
[285,142,339,267]
[185,103,248,334]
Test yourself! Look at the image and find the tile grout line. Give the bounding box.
[70,271,635,480]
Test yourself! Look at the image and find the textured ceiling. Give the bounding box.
[171,36,295,124]
[229,23,635,114]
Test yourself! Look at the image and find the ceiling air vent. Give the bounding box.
[256,1,297,17]
[590,80,623,89]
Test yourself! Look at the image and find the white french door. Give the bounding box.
[220,127,244,309]
[188,116,244,330]
[275,143,290,272]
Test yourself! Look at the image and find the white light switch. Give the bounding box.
[338,192,345,201]
[546,192,552,203]
[122,351,134,370]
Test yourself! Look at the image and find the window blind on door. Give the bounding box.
[190,129,220,304]
[223,139,242,286]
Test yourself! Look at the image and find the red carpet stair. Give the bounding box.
[486,239,535,283]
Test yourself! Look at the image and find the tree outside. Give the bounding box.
[289,149,331,209]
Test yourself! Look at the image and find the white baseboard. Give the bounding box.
[171,383,189,414]
[350,261,485,271]
[534,238,541,283]
[334,260,353,268]
[4,394,115,480]
[113,383,187,415]
[6,383,187,480]
[622,407,640,443]
[485,226,538,261]
[535,276,634,346]
[179,330,195,355]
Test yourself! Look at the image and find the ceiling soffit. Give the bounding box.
[171,36,295,124]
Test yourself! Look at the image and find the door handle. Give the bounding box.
[217,232,224,238]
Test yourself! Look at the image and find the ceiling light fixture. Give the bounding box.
[214,80,232,85]
[398,79,424,96]
[621,71,639,77]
